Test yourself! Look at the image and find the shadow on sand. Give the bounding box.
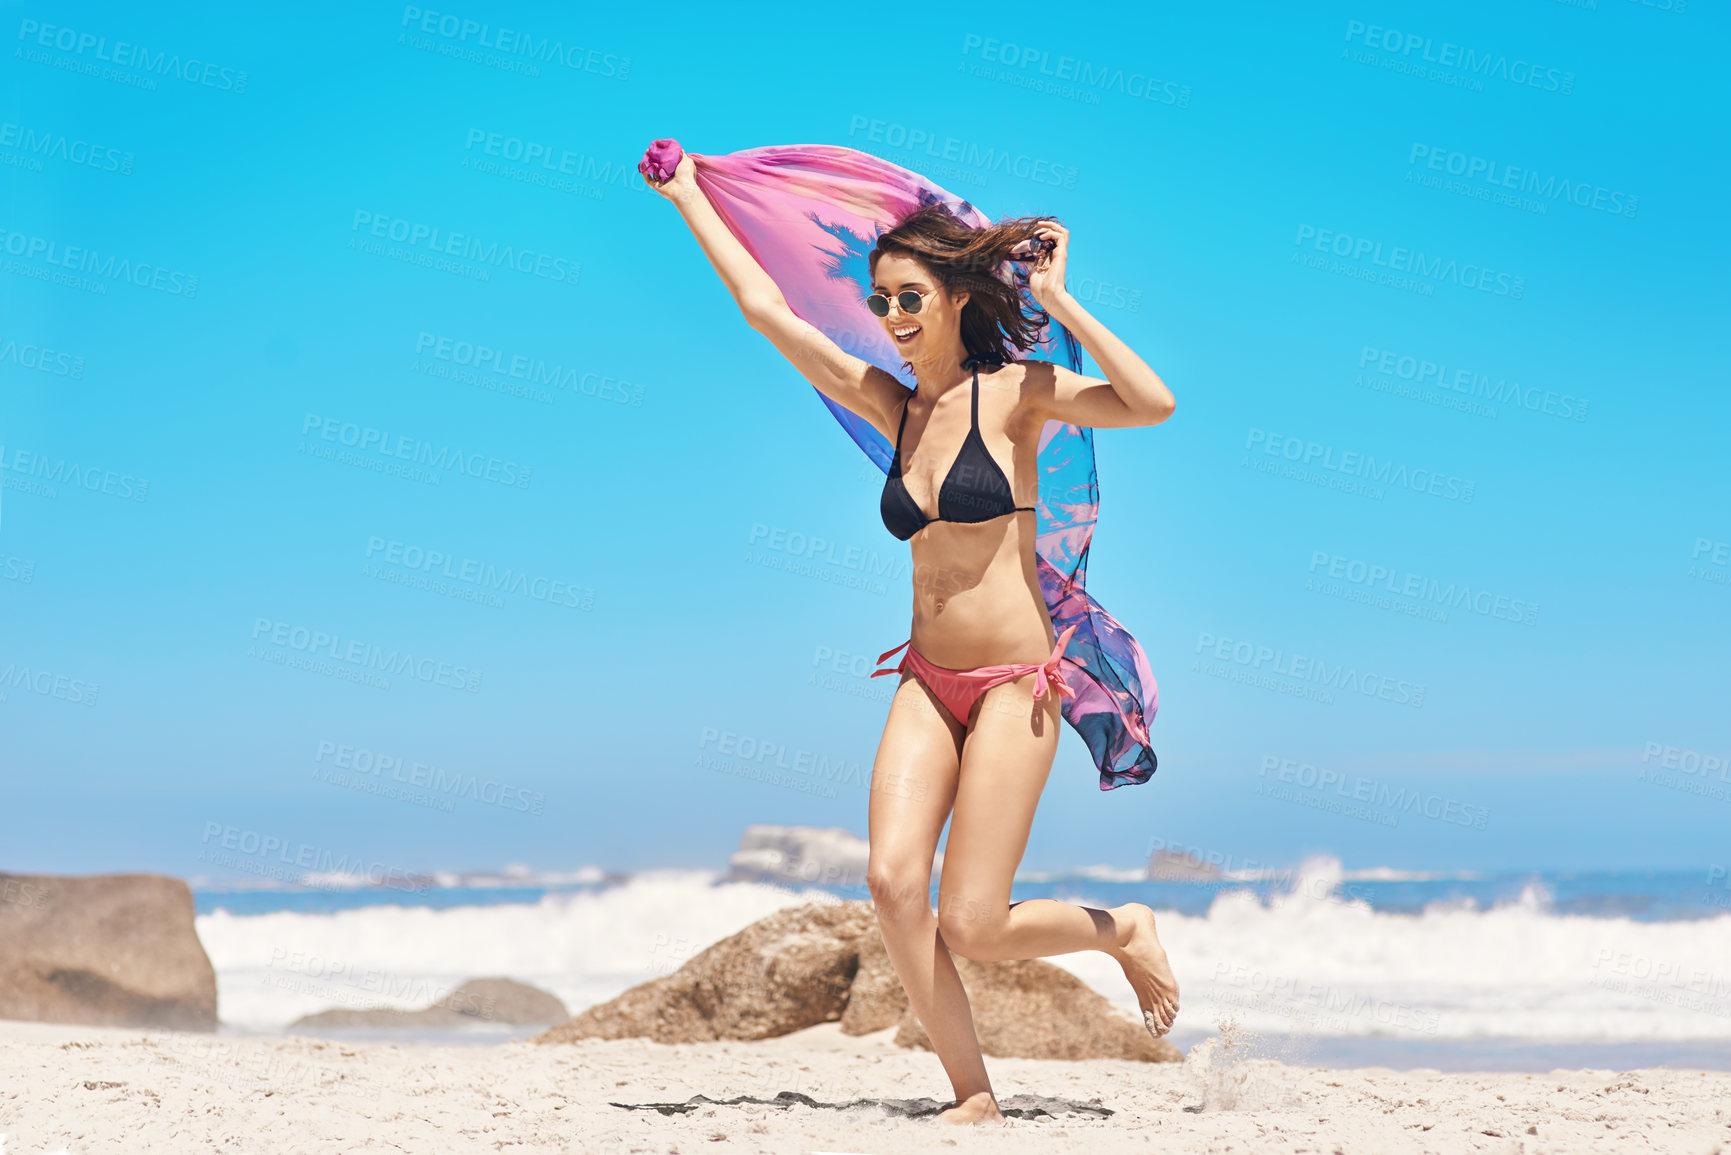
[609,1089,1115,1119]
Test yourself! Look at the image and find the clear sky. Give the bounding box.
[3,1,1726,881]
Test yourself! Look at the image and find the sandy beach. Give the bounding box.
[3,1017,1728,1154]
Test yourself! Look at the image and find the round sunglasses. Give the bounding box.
[863,289,933,318]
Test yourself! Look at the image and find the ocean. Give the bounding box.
[191,857,1731,1071]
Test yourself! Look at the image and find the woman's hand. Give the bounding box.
[642,152,698,204]
[1026,221,1069,310]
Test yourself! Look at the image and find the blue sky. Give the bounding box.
[3,0,1726,880]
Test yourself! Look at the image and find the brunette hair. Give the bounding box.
[867,201,1079,371]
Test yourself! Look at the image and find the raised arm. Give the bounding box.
[643,154,906,438]
[1018,222,1176,430]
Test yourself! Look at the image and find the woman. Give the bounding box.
[644,150,1179,1126]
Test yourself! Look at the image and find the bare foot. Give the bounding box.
[1108,902,1180,1037]
[937,1090,1004,1125]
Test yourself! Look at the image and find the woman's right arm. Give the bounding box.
[644,154,903,437]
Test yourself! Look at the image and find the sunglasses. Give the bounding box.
[1007,237,1056,261]
[864,288,933,317]
[863,238,1057,317]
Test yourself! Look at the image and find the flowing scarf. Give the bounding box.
[641,140,1157,791]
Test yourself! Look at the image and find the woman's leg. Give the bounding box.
[936,674,1181,1034]
[864,672,998,1122]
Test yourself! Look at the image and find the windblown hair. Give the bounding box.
[868,202,1080,371]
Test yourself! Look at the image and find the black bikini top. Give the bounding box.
[880,361,1036,541]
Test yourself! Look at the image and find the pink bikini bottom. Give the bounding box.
[871,624,1079,725]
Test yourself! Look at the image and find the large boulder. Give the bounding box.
[0,872,217,1031]
[837,915,908,1034]
[536,900,878,1044]
[1147,848,1223,881]
[292,976,567,1030]
[727,826,945,889]
[726,826,871,888]
[440,976,568,1023]
[894,955,1182,1062]
[537,899,1180,1063]
[291,1005,471,1030]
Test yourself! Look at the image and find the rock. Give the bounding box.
[726,825,871,888]
[291,1005,471,1030]
[291,977,567,1030]
[536,900,877,1045]
[837,919,908,1035]
[535,899,1179,1063]
[0,872,217,1031]
[1147,849,1223,881]
[894,956,1182,1062]
[435,976,568,1024]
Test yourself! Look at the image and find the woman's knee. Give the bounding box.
[936,894,1005,959]
[866,861,932,915]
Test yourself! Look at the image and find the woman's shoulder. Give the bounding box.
[997,357,1061,392]
[987,359,1056,434]
[1002,356,1055,372]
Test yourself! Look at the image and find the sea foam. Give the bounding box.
[197,860,1731,1041]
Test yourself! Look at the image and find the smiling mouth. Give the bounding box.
[892,323,921,344]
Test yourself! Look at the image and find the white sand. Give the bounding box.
[2,1018,1728,1154]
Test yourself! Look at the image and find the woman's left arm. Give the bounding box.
[1026,222,1175,429]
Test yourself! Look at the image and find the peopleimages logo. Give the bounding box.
[1408,144,1637,219]
[0,119,133,174]
[846,116,1079,189]
[0,334,85,378]
[1257,757,1488,828]
[1642,742,1729,781]
[1343,20,1574,94]
[696,726,870,795]
[958,33,1191,108]
[398,6,630,79]
[363,536,594,610]
[412,332,644,405]
[745,522,908,594]
[1357,346,1587,421]
[15,18,251,92]
[249,618,483,693]
[1194,631,1426,708]
[1308,550,1539,626]
[1245,428,1475,503]
[199,823,428,890]
[299,413,532,489]
[0,442,149,501]
[1294,225,1524,299]
[349,211,579,285]
[314,741,545,815]
[1690,537,1731,590]
[460,129,647,194]
[0,226,199,297]
[0,659,100,706]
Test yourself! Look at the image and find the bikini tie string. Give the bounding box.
[870,639,911,679]
[1034,624,1080,703]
